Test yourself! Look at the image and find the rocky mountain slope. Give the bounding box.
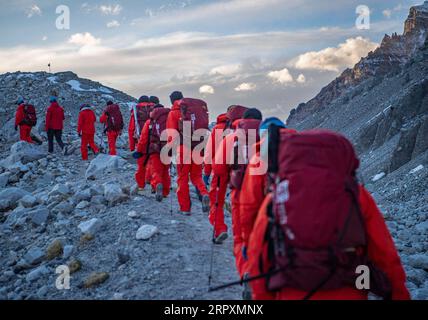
[0,73,241,300]
[287,2,428,299]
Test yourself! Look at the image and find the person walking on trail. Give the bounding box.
[15,97,36,143]
[77,104,99,161]
[245,128,410,300]
[128,96,154,152]
[204,105,248,245]
[166,91,210,216]
[238,117,297,300]
[133,104,171,202]
[45,96,67,155]
[212,108,262,279]
[100,101,124,156]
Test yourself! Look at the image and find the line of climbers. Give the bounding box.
[14,92,410,300]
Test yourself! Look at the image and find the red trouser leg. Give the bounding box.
[150,154,171,197]
[189,162,208,196]
[135,157,147,188]
[176,163,191,212]
[209,174,228,237]
[128,129,136,151]
[81,134,89,160]
[107,131,118,155]
[87,133,99,154]
[231,189,245,278]
[145,158,153,187]
[20,125,33,143]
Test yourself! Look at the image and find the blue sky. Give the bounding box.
[0,0,423,119]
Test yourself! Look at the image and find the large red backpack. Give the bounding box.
[135,103,154,133]
[21,104,37,127]
[148,107,170,154]
[226,105,248,128]
[178,98,209,148]
[105,104,124,132]
[262,128,391,298]
[229,119,261,189]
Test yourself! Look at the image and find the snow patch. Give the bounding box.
[47,76,58,84]
[67,80,96,92]
[409,165,424,174]
[99,87,113,94]
[372,172,386,182]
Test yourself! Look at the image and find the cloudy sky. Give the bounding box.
[0,0,422,120]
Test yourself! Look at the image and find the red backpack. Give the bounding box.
[226,105,248,128]
[135,103,154,133]
[262,128,391,299]
[148,107,170,154]
[178,98,209,148]
[22,104,37,127]
[105,104,124,132]
[229,119,261,189]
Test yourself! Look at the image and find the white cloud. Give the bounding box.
[235,82,257,92]
[296,74,306,84]
[268,68,293,84]
[107,20,121,28]
[291,37,378,72]
[26,5,42,18]
[99,4,122,15]
[69,33,101,46]
[383,9,392,18]
[210,64,241,76]
[199,85,215,95]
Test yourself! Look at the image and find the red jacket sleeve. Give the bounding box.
[239,159,266,245]
[136,120,150,154]
[359,186,410,300]
[77,112,83,134]
[15,105,25,126]
[100,112,108,124]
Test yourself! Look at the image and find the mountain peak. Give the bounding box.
[404,1,428,35]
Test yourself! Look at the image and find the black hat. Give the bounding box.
[107,101,114,105]
[169,91,183,104]
[149,96,160,104]
[138,96,149,103]
[243,108,263,120]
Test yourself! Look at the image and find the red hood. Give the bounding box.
[216,113,228,124]
[170,100,182,111]
[50,102,61,109]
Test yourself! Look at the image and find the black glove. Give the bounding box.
[15,125,18,131]
[132,152,144,159]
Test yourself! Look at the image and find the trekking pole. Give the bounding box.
[170,164,173,216]
[208,176,220,288]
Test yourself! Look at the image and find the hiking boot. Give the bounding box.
[214,232,228,245]
[63,145,69,156]
[137,187,145,195]
[202,195,210,213]
[155,184,163,202]
[179,211,191,216]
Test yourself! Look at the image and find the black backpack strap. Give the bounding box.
[267,124,280,174]
[144,122,152,166]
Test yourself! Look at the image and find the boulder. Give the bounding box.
[23,247,45,265]
[0,172,11,188]
[0,187,30,212]
[29,207,50,226]
[103,183,127,205]
[48,184,70,199]
[82,272,109,288]
[85,154,126,180]
[78,218,104,236]
[0,141,46,169]
[20,195,38,208]
[26,265,49,282]
[136,225,158,240]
